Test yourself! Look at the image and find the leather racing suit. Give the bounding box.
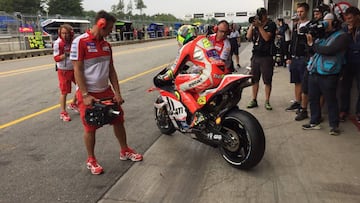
[165,35,225,114]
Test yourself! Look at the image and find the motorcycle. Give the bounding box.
[149,68,265,169]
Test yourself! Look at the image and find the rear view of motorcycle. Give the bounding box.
[149,69,265,169]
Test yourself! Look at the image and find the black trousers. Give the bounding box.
[308,74,340,128]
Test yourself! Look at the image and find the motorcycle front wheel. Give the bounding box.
[219,109,265,169]
[154,96,176,135]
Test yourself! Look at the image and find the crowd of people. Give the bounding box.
[53,10,244,175]
[245,3,359,136]
[52,3,360,174]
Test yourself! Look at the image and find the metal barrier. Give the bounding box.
[122,32,133,41]
[0,35,25,52]
[156,31,163,38]
[147,31,155,38]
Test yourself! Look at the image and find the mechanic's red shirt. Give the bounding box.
[70,30,113,93]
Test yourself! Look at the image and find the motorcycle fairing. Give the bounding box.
[161,95,188,122]
[194,74,252,105]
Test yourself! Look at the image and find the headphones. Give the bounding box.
[214,20,230,34]
[97,18,107,29]
[58,24,74,41]
[332,15,340,28]
[213,25,218,33]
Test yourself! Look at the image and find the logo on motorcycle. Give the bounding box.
[214,74,224,79]
[171,107,184,115]
[202,38,212,48]
[197,96,206,105]
[188,77,203,88]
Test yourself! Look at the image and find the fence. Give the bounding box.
[0,12,182,52]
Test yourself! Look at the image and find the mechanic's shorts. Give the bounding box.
[289,57,307,84]
[76,87,125,133]
[57,69,75,95]
[250,55,274,85]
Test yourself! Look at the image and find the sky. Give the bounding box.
[82,0,264,22]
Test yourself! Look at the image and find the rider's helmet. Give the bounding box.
[176,25,197,46]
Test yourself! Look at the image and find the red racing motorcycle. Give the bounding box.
[149,68,265,169]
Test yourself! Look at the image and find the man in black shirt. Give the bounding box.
[285,2,310,114]
[246,7,277,110]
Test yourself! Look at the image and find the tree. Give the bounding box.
[126,0,133,15]
[111,0,125,17]
[0,0,13,13]
[47,0,83,16]
[152,13,178,22]
[134,0,146,15]
[83,10,97,21]
[0,0,42,14]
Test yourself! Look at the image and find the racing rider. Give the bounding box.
[157,25,225,127]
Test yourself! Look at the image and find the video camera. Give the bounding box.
[85,98,121,126]
[299,20,328,38]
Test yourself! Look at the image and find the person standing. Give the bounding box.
[71,10,143,175]
[294,3,330,121]
[276,18,290,67]
[53,24,78,122]
[302,13,350,135]
[339,6,360,122]
[208,20,232,73]
[285,2,311,113]
[229,23,241,70]
[246,7,277,110]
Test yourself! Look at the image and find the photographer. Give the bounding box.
[302,13,350,135]
[246,7,277,110]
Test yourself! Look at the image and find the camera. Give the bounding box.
[248,15,260,23]
[299,20,328,38]
[85,98,121,126]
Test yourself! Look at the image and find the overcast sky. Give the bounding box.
[82,0,264,22]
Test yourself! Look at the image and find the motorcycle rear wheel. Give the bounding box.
[154,96,176,135]
[219,109,265,169]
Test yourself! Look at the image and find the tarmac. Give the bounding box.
[97,42,360,202]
